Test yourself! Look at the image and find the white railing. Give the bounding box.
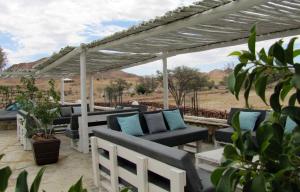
[91,136,186,192]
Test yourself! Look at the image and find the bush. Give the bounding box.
[211,26,300,192]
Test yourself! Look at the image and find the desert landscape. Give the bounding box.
[0,67,275,112]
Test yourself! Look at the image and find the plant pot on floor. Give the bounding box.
[31,137,61,165]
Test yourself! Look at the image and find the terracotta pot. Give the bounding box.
[31,137,61,165]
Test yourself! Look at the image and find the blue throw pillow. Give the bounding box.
[285,117,297,134]
[239,111,261,131]
[163,109,187,130]
[72,106,81,114]
[117,114,144,136]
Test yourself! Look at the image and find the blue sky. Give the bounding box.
[0,0,299,76]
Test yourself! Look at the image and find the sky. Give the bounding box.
[0,0,299,76]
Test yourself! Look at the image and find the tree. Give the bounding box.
[135,76,158,95]
[135,84,146,95]
[157,66,200,106]
[0,46,7,72]
[104,79,130,105]
[212,26,300,192]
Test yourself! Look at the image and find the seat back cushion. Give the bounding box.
[285,116,297,134]
[117,114,144,136]
[60,106,72,117]
[107,112,146,131]
[239,111,261,131]
[93,128,203,192]
[144,112,167,133]
[72,106,82,114]
[163,109,187,130]
[227,108,267,130]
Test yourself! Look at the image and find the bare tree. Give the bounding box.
[104,79,130,105]
[157,66,200,107]
[0,46,7,72]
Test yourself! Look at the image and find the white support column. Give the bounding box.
[89,74,95,112]
[80,44,89,154]
[162,54,169,109]
[60,78,64,105]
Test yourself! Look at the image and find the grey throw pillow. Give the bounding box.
[60,107,72,117]
[144,112,167,133]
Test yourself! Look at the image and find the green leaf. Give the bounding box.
[233,63,245,77]
[239,51,255,63]
[234,70,248,100]
[255,75,268,104]
[0,166,12,192]
[228,73,235,94]
[256,124,273,153]
[30,167,46,192]
[294,64,300,74]
[244,73,255,108]
[282,106,300,123]
[270,82,283,112]
[229,51,242,57]
[273,42,286,66]
[248,25,256,54]
[294,49,300,58]
[291,74,300,89]
[280,83,293,101]
[216,167,239,192]
[270,93,281,112]
[223,145,240,160]
[285,37,297,64]
[15,170,29,192]
[231,111,241,133]
[251,174,266,192]
[259,48,268,64]
[289,93,297,106]
[211,167,226,186]
[0,154,4,160]
[68,177,87,192]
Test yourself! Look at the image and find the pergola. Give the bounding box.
[4,0,300,153]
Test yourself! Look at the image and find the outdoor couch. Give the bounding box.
[65,108,140,139]
[52,104,90,126]
[106,109,208,151]
[214,108,268,144]
[115,104,148,112]
[91,128,214,192]
[64,108,140,152]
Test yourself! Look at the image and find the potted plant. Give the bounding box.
[17,77,61,165]
[16,77,39,150]
[211,26,300,192]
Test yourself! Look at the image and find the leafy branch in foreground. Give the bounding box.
[211,25,300,192]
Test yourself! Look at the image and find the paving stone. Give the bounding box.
[0,130,96,192]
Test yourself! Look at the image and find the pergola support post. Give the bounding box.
[89,74,94,112]
[162,54,169,109]
[60,78,64,105]
[80,44,89,154]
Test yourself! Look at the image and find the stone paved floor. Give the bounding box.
[0,130,97,192]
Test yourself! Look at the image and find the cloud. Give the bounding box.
[0,0,194,65]
[1,0,299,74]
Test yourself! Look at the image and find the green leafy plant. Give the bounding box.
[17,77,60,139]
[0,154,87,192]
[211,26,300,192]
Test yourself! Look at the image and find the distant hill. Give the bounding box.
[207,69,229,84]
